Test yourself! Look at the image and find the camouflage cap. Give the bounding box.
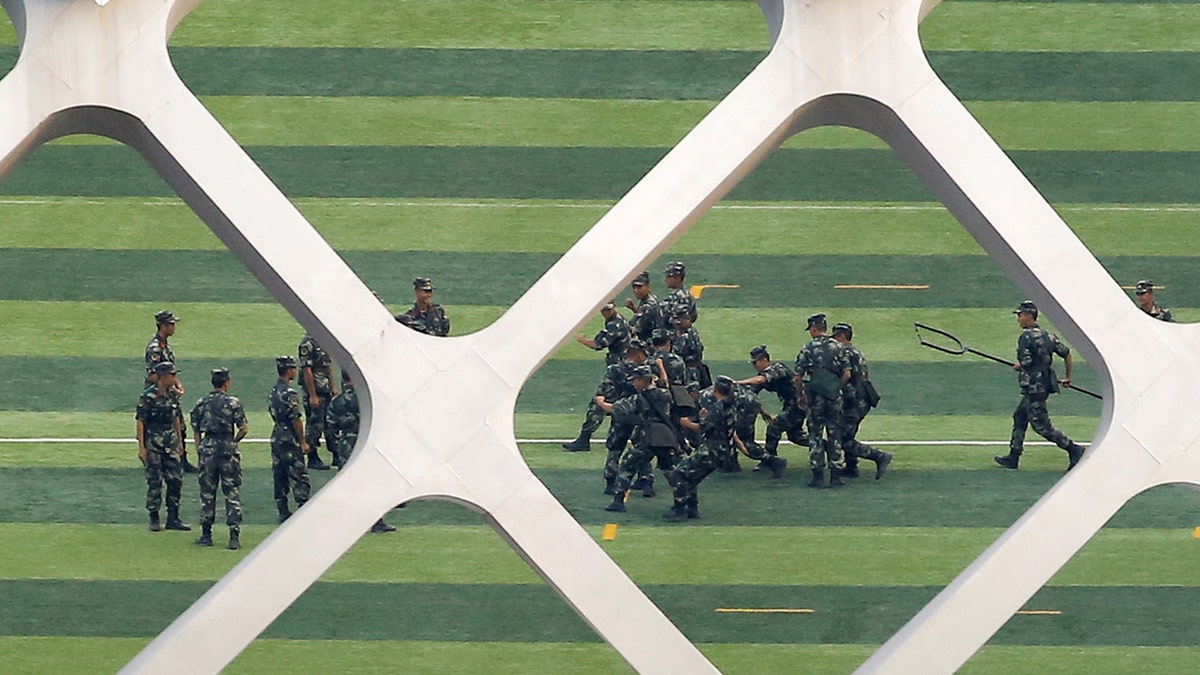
[832,322,853,338]
[413,276,435,291]
[714,375,734,395]
[806,313,827,329]
[651,327,673,343]
[663,261,686,277]
[668,305,690,321]
[627,338,648,353]
[1013,300,1038,316]
[154,309,180,325]
[749,344,770,362]
[153,361,178,375]
[630,364,655,379]
[1135,279,1156,294]
[601,301,616,311]
[211,367,231,385]
[631,271,650,287]
[275,355,297,369]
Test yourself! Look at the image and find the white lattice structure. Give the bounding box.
[1,0,1196,672]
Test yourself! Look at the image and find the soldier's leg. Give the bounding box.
[145,451,164,529]
[606,441,654,511]
[664,456,697,520]
[764,416,784,458]
[996,397,1031,469]
[221,453,243,529]
[290,448,312,507]
[198,450,217,528]
[564,395,606,451]
[806,398,831,487]
[271,444,292,519]
[305,399,331,469]
[626,427,656,497]
[825,398,845,476]
[163,453,190,530]
[603,423,633,489]
[1027,396,1084,468]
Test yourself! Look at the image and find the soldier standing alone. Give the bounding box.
[190,367,248,550]
[1134,279,1175,322]
[397,276,451,336]
[269,355,312,522]
[136,361,190,532]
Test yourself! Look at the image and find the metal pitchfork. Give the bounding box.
[914,322,1102,400]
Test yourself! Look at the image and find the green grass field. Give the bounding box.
[2,0,1199,672]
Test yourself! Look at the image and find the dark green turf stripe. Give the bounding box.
[0,580,1196,646]
[1,467,1192,528]
[2,248,1198,312]
[6,48,1200,100]
[6,145,1200,203]
[0,356,1105,417]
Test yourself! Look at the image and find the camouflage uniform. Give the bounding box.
[397,303,450,336]
[592,312,632,366]
[672,324,710,389]
[1007,323,1081,461]
[325,383,359,467]
[605,384,680,511]
[796,332,849,482]
[662,286,698,325]
[836,333,891,479]
[756,361,806,459]
[137,385,183,518]
[145,327,190,463]
[190,388,247,530]
[1135,281,1175,323]
[600,358,645,486]
[629,293,664,342]
[665,386,736,520]
[269,378,311,516]
[731,383,766,460]
[298,334,336,463]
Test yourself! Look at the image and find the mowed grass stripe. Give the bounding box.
[1,249,1195,311]
[45,99,1200,152]
[5,48,1200,101]
[0,303,1127,363]
[0,579,1198,646]
[0,356,1106,417]
[2,467,1192,528]
[6,146,1200,203]
[3,524,1196,587]
[3,198,1200,258]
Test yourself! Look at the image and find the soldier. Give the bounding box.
[831,323,892,480]
[575,301,631,366]
[671,307,710,389]
[599,340,651,495]
[269,355,312,522]
[796,313,850,488]
[136,361,190,532]
[396,276,451,336]
[664,376,745,521]
[144,309,198,474]
[729,381,785,474]
[650,327,698,454]
[298,333,336,471]
[625,271,664,342]
[599,365,681,513]
[326,370,395,533]
[1134,280,1174,322]
[661,261,698,324]
[994,301,1086,471]
[189,367,248,550]
[736,345,804,473]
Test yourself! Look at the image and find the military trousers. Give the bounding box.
[839,399,886,464]
[1010,392,1073,455]
[805,393,845,472]
[197,440,242,527]
[764,406,806,456]
[669,440,723,508]
[144,446,183,515]
[271,440,312,510]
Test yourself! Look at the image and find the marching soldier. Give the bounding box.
[625,271,664,342]
[599,364,681,513]
[661,261,698,324]
[136,361,190,532]
[190,367,248,550]
[598,340,651,495]
[269,355,312,522]
[796,313,850,488]
[736,345,804,473]
[575,301,631,366]
[670,306,710,389]
[994,301,1086,471]
[831,323,892,480]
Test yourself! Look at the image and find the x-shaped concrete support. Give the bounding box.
[2,0,1197,672]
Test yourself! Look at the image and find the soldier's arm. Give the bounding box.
[234,401,249,443]
[302,367,320,405]
[293,416,309,453]
[594,396,614,413]
[136,418,147,465]
[1061,350,1073,385]
[172,413,183,453]
[735,374,766,387]
[576,333,600,349]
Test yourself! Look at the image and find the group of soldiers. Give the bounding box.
[134,277,450,548]
[563,262,893,521]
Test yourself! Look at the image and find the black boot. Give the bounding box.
[148,511,161,532]
[370,519,396,533]
[829,470,845,488]
[277,500,292,523]
[228,527,240,550]
[165,509,191,531]
[561,433,591,452]
[994,453,1019,469]
[631,475,655,498]
[768,456,787,479]
[841,461,860,478]
[195,523,213,547]
[307,452,330,470]
[807,468,825,489]
[663,502,688,521]
[1066,443,1085,470]
[603,475,616,495]
[685,498,701,520]
[875,452,893,480]
[604,490,627,513]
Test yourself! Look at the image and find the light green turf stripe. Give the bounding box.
[3,198,1199,257]
[1,524,1195,587]
[43,99,1200,151]
[923,3,1200,53]
[0,302,1100,363]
